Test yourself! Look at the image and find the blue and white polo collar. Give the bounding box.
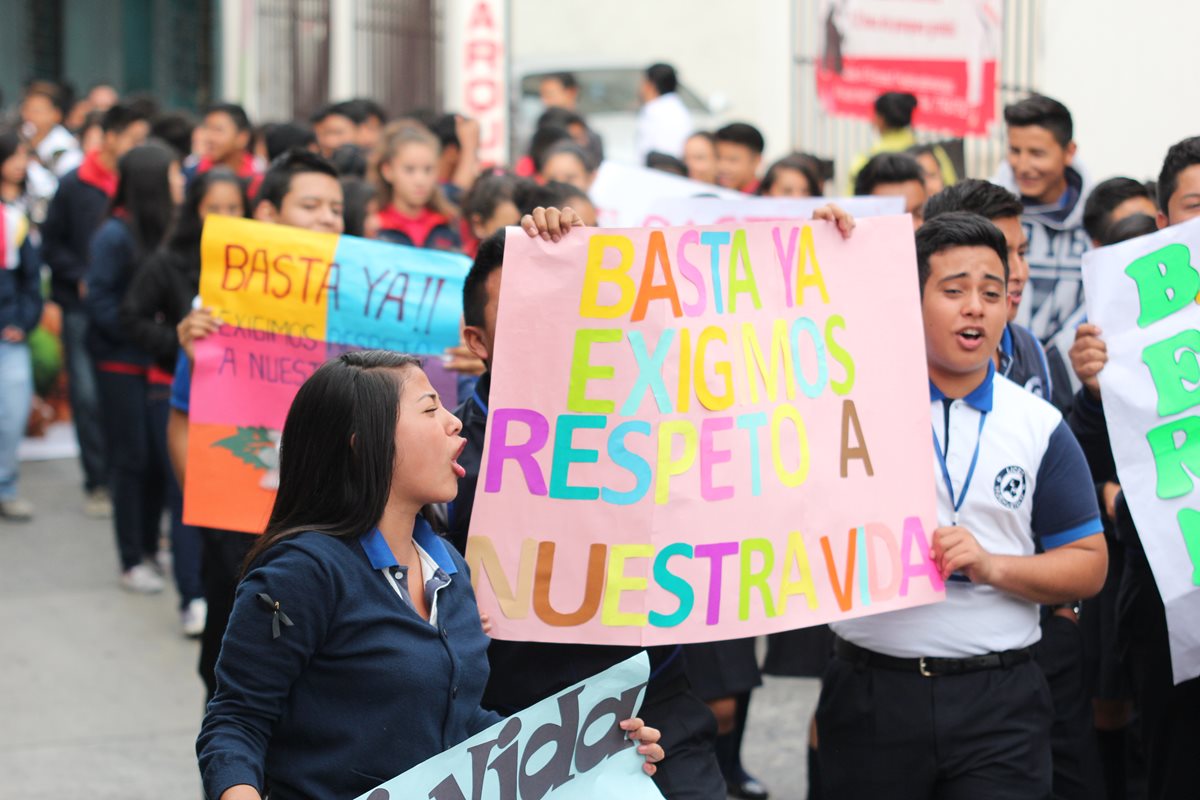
[928,361,996,413]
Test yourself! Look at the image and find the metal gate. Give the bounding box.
[353,0,439,117]
[793,0,1041,190]
[257,0,331,121]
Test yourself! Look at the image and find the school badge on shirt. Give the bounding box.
[994,466,1027,509]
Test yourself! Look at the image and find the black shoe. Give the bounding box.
[727,776,769,800]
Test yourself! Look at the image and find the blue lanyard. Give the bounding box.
[472,391,488,415]
[931,410,987,525]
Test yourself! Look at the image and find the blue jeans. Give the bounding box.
[0,341,33,501]
[62,309,108,492]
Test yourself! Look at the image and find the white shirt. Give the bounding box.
[634,92,694,164]
[831,368,1101,658]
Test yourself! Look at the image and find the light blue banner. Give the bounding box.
[355,652,664,800]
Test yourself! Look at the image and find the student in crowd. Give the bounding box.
[310,102,358,158]
[922,179,1072,413]
[635,62,693,164]
[922,182,1100,800]
[646,151,688,177]
[514,180,598,227]
[345,97,387,151]
[683,132,718,184]
[854,152,927,222]
[257,122,316,164]
[460,170,529,255]
[539,140,596,192]
[820,211,1106,799]
[119,166,248,635]
[85,141,185,594]
[1067,136,1200,800]
[41,102,151,518]
[1081,176,1158,246]
[21,80,82,178]
[196,348,664,800]
[539,71,579,111]
[536,107,603,167]
[0,129,43,522]
[328,143,367,179]
[338,177,378,238]
[907,143,957,196]
[714,122,765,193]
[758,153,824,197]
[372,122,462,251]
[847,91,918,193]
[451,203,854,799]
[65,81,119,132]
[152,110,199,162]
[171,148,345,698]
[992,94,1094,343]
[189,102,262,195]
[429,112,481,204]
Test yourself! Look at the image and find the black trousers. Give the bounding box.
[640,674,727,800]
[1033,614,1104,800]
[817,652,1053,800]
[198,527,257,699]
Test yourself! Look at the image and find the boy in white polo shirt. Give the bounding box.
[820,211,1107,799]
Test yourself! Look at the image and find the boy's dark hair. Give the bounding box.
[263,121,316,162]
[1101,213,1158,247]
[874,92,918,130]
[206,102,252,132]
[542,72,578,91]
[529,126,572,172]
[714,123,765,155]
[854,152,924,196]
[310,101,360,125]
[1003,94,1073,147]
[101,103,150,134]
[256,148,339,210]
[758,153,824,197]
[915,211,1010,295]
[1082,177,1154,242]
[1157,136,1200,213]
[345,98,387,125]
[329,143,367,179]
[463,170,531,222]
[151,111,197,160]
[544,140,596,173]
[922,179,1022,223]
[431,113,461,150]
[514,180,589,217]
[464,230,507,328]
[646,151,688,177]
[339,177,375,238]
[537,107,585,132]
[124,92,161,121]
[23,80,69,114]
[645,63,678,96]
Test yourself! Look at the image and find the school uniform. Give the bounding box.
[999,321,1072,415]
[449,371,727,800]
[1068,387,1200,800]
[197,521,500,800]
[40,150,115,495]
[820,365,1102,799]
[375,205,462,252]
[183,152,264,200]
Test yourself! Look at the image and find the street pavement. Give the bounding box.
[1,457,818,799]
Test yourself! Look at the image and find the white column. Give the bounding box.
[221,0,259,114]
[329,0,357,100]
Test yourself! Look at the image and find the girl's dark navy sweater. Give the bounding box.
[197,522,500,799]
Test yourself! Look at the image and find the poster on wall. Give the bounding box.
[817,0,1003,136]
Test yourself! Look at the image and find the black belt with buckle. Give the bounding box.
[835,637,1033,677]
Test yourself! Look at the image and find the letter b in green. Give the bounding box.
[1125,243,1200,328]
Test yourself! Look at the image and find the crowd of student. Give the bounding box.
[1,60,1198,799]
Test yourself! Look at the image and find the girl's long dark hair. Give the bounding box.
[167,166,248,255]
[0,129,28,193]
[111,140,178,257]
[244,350,423,571]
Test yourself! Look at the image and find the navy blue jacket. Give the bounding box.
[41,168,110,310]
[0,207,43,333]
[84,218,149,365]
[197,523,499,800]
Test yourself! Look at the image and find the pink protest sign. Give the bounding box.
[466,218,943,645]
